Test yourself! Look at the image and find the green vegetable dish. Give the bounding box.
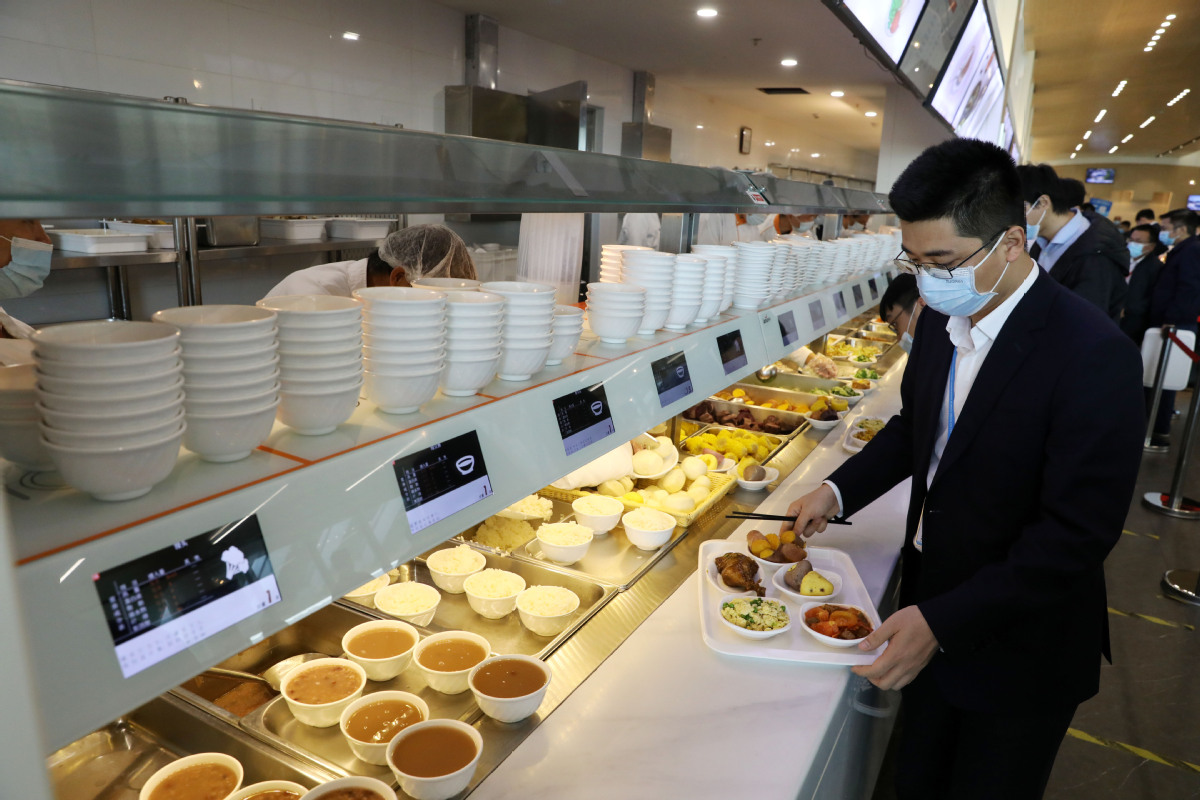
[855,368,880,380]
[721,597,790,631]
[812,386,859,398]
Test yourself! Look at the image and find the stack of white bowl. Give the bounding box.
[442,290,504,397]
[693,254,726,324]
[691,244,738,313]
[599,244,651,283]
[546,305,584,366]
[412,277,480,292]
[664,255,706,331]
[256,295,364,435]
[480,281,557,381]
[31,321,185,500]
[733,241,774,308]
[618,249,675,335]
[0,363,54,471]
[585,283,646,344]
[152,306,280,462]
[354,287,447,414]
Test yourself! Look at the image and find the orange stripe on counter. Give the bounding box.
[256,445,313,465]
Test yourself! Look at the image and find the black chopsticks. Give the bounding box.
[725,510,852,526]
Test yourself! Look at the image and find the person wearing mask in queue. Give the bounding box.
[1017,164,1128,321]
[618,212,661,249]
[879,272,924,353]
[781,139,1144,800]
[0,219,53,338]
[1119,224,1166,343]
[843,213,870,233]
[1144,209,1200,449]
[1118,220,1132,237]
[264,224,476,299]
[1134,208,1166,257]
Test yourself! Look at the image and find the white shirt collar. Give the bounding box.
[944,259,1039,353]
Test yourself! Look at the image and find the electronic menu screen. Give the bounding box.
[898,0,973,96]
[94,515,281,679]
[842,0,926,65]
[929,2,1003,141]
[393,431,493,534]
[833,291,848,318]
[553,383,616,455]
[717,330,749,375]
[778,310,799,347]
[852,285,865,309]
[809,299,826,331]
[651,352,694,408]
[868,278,880,300]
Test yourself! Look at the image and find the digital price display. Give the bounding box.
[651,352,694,408]
[809,300,826,331]
[393,431,493,534]
[833,291,848,318]
[717,330,749,375]
[778,310,799,347]
[868,278,879,300]
[94,515,281,679]
[852,285,865,309]
[553,383,616,455]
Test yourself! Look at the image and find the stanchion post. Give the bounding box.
[1145,324,1175,448]
[1143,327,1200,518]
[1167,373,1200,511]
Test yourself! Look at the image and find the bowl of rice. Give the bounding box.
[621,507,676,551]
[516,585,581,637]
[718,596,791,640]
[463,569,527,619]
[426,544,487,593]
[534,522,594,565]
[571,494,624,534]
[469,515,537,552]
[374,581,441,626]
[343,575,391,608]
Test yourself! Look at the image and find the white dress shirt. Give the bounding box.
[1036,210,1090,270]
[263,258,368,299]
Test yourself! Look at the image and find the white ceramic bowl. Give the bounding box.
[40,411,184,449]
[274,320,362,343]
[773,564,843,603]
[183,349,278,373]
[444,291,502,311]
[0,417,55,470]
[36,362,182,399]
[35,381,183,415]
[480,280,556,299]
[534,525,593,565]
[343,575,391,608]
[736,466,780,491]
[570,495,623,534]
[180,372,281,402]
[363,369,442,415]
[278,348,361,369]
[179,359,279,386]
[554,304,584,318]
[257,293,363,324]
[338,690,429,765]
[798,601,880,648]
[413,277,481,292]
[440,357,500,398]
[412,631,492,694]
[385,719,482,800]
[228,781,308,800]
[278,369,364,395]
[279,657,367,728]
[717,596,792,640]
[587,312,643,344]
[183,399,279,462]
[33,349,180,380]
[636,306,672,335]
[277,357,361,380]
[426,547,487,593]
[42,427,183,501]
[353,286,447,310]
[183,385,279,415]
[300,777,397,800]
[361,349,445,370]
[468,654,552,723]
[341,620,421,682]
[179,328,278,356]
[805,412,843,430]
[496,344,551,382]
[138,753,243,800]
[31,320,180,365]
[621,508,676,551]
[463,571,526,619]
[36,393,182,434]
[360,308,447,329]
[374,581,442,626]
[445,316,504,333]
[515,587,581,637]
[544,327,582,365]
[274,337,363,357]
[444,335,502,353]
[152,305,277,340]
[277,381,362,436]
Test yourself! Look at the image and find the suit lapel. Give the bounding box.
[912,317,955,482]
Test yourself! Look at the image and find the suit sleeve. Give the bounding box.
[917,331,1144,653]
[1061,253,1117,316]
[1162,247,1200,326]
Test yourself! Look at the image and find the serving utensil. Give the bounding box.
[203,651,327,691]
[725,510,852,526]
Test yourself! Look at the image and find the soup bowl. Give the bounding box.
[467,654,552,723]
[279,657,367,728]
[384,719,483,800]
[338,690,429,766]
[411,630,491,695]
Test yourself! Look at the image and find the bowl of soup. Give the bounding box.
[412,631,491,694]
[339,690,430,765]
[139,752,243,800]
[341,620,420,681]
[385,719,483,800]
[298,776,397,800]
[227,781,308,800]
[467,654,552,723]
[279,657,367,728]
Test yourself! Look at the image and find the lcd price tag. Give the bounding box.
[717,329,749,375]
[833,291,847,318]
[868,278,879,300]
[852,285,865,309]
[651,351,694,408]
[809,300,826,331]
[778,310,799,347]
[94,515,281,679]
[393,431,493,534]
[554,383,616,455]
[745,188,769,206]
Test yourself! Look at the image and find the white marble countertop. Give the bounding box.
[473,366,912,800]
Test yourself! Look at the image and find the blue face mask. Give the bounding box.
[1025,198,1047,248]
[1160,229,1176,247]
[1128,242,1147,259]
[899,305,917,353]
[0,236,53,299]
[915,235,1011,318]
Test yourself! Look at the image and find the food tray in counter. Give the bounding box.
[103,219,176,249]
[48,228,149,253]
[684,396,809,436]
[541,468,736,532]
[730,382,860,408]
[697,540,884,666]
[258,217,330,239]
[680,425,788,468]
[743,372,856,395]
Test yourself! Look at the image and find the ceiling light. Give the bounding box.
[1122,134,1134,143]
[696,7,718,17]
[1156,28,1166,34]
[865,111,877,117]
[830,90,844,97]
[696,125,704,129]
[914,67,920,72]
[342,31,359,40]
[780,58,797,67]
[913,41,920,48]
[1166,14,1176,20]
[1191,180,1196,186]
[1145,46,1154,51]
[1152,35,1161,40]
[790,148,799,153]
[192,79,202,89]
[1112,80,1127,96]
[1094,109,1107,122]
[811,153,820,158]
[1083,130,1092,139]
[1070,153,1077,159]
[1162,20,1171,26]
[1141,116,1156,128]
[1109,146,1119,154]
[1075,144,1083,151]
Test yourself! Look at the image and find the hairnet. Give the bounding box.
[377,224,477,283]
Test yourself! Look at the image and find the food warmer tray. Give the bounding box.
[684,396,810,437]
[679,424,789,465]
[742,372,848,394]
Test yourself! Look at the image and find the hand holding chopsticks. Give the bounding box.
[726,510,852,525]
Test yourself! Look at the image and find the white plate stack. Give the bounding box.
[693,254,726,324]
[600,244,651,283]
[692,244,738,313]
[354,287,447,414]
[547,305,585,366]
[31,321,185,501]
[0,363,54,471]
[442,290,504,397]
[586,282,647,343]
[257,295,364,435]
[732,241,774,308]
[618,249,675,335]
[768,242,790,301]
[480,281,557,381]
[152,306,280,463]
[665,255,705,331]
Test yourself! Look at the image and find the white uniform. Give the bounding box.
[735,214,780,242]
[618,213,661,249]
[695,214,739,246]
[263,258,369,299]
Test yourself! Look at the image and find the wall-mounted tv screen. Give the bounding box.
[898,0,974,96]
[1186,195,1200,211]
[929,2,1004,141]
[841,0,928,65]
[1085,168,1116,184]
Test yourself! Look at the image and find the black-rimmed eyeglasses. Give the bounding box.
[893,228,1008,278]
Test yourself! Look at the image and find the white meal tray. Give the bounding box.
[697,539,884,666]
[258,218,330,240]
[841,417,885,454]
[326,217,396,239]
[47,229,149,254]
[103,220,175,249]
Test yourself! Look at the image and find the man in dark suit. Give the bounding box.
[1145,209,1200,447]
[784,139,1145,799]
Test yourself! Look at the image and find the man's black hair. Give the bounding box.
[1061,178,1087,209]
[1015,163,1073,214]
[1136,208,1157,221]
[366,249,392,281]
[888,138,1024,242]
[1130,223,1158,241]
[880,273,919,319]
[1161,208,1199,237]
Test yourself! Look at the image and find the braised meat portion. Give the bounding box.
[715,552,764,596]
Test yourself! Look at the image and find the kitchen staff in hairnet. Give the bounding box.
[0,219,52,338]
[263,224,477,299]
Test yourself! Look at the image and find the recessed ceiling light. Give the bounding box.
[696,7,718,17]
[1112,80,1127,96]
[696,125,704,129]
[1094,109,1107,122]
[1070,153,1077,159]
[193,79,202,89]
[913,41,920,48]
[830,90,845,97]
[1191,179,1196,185]
[1122,134,1134,143]
[1083,130,1092,139]
[1148,41,1157,46]
[1145,46,1154,51]
[1156,28,1166,34]
[865,111,877,117]
[914,67,920,72]
[1140,116,1156,128]
[790,148,799,152]
[1109,146,1119,153]
[1166,14,1176,20]
[1162,20,1171,26]
[342,31,359,40]
[811,153,820,158]
[780,58,798,67]
[1075,144,1083,151]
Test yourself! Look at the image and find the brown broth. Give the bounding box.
[344,699,424,743]
[471,658,547,699]
[243,792,301,800]
[347,628,415,660]
[149,763,238,800]
[417,638,487,672]
[285,663,362,705]
[315,791,382,800]
[391,726,477,778]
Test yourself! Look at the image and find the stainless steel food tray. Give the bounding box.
[744,372,846,394]
[680,424,790,466]
[685,396,808,436]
